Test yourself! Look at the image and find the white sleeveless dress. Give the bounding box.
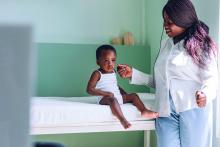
[95,70,123,105]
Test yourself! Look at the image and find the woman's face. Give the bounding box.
[163,11,186,37]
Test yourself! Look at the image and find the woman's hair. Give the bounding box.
[96,44,116,60]
[163,0,217,68]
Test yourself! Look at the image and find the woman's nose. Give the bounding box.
[163,23,168,29]
[164,25,170,31]
[163,21,170,28]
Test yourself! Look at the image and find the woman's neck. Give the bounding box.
[173,31,187,44]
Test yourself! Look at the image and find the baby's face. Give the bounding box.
[97,50,116,73]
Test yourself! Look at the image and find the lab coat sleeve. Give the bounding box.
[200,52,219,104]
[129,68,155,88]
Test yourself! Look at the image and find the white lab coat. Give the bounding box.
[130,38,219,117]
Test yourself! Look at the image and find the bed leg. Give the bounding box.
[144,130,150,147]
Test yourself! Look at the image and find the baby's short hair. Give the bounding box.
[96,44,116,60]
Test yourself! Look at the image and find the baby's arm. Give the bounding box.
[87,70,113,97]
[118,86,127,95]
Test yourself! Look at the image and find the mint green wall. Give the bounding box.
[7,0,219,147]
[145,0,166,71]
[36,44,150,97]
[0,0,145,44]
[0,0,155,146]
[33,43,151,147]
[144,1,166,147]
[0,0,156,146]
[34,131,144,147]
[193,0,219,42]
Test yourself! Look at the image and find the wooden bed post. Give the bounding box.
[144,130,151,147]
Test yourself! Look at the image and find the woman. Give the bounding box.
[117,0,218,147]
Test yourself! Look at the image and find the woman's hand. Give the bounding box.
[195,91,206,107]
[117,64,132,79]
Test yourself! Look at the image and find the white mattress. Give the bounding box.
[30,93,155,127]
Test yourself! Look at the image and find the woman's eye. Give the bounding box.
[168,21,173,25]
[167,20,173,25]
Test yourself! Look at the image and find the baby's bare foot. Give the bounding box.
[141,109,159,119]
[120,119,131,129]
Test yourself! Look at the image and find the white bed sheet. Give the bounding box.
[30,93,155,127]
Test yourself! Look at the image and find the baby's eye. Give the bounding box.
[104,60,110,63]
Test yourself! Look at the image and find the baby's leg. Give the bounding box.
[99,97,131,129]
[122,93,159,119]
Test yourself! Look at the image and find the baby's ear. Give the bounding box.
[96,60,99,65]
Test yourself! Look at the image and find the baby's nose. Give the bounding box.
[109,61,113,65]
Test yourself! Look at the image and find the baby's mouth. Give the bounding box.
[108,67,114,70]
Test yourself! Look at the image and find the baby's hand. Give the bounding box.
[195,91,206,107]
[105,92,114,98]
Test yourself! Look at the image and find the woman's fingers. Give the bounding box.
[118,71,126,78]
[196,97,206,103]
[196,91,205,97]
[117,64,132,78]
[197,99,204,107]
[195,91,206,107]
[117,67,126,76]
[196,91,206,99]
[117,64,126,68]
[197,101,206,107]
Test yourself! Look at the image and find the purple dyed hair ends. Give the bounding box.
[184,22,216,68]
[163,0,217,68]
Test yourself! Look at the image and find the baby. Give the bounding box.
[87,44,158,129]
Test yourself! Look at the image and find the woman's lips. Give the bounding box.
[165,30,171,34]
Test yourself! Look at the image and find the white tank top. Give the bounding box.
[96,70,123,104]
